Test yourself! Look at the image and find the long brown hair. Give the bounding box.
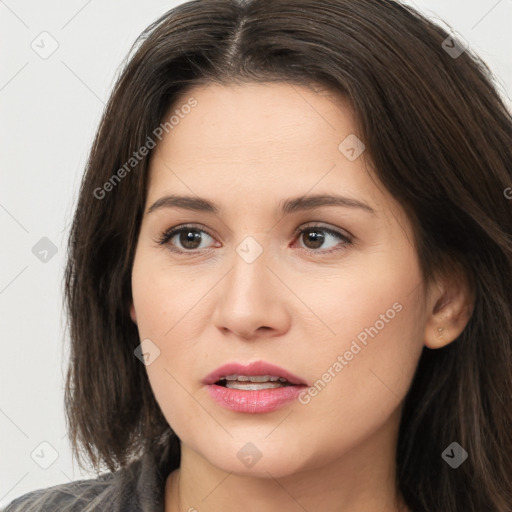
[63,1,512,510]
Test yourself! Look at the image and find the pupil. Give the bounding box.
[304,230,324,249]
[181,230,201,249]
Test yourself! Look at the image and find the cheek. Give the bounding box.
[130,248,214,390]
[131,250,206,340]
[296,252,427,436]
[131,254,209,436]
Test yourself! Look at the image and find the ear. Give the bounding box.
[129,302,137,325]
[424,265,474,349]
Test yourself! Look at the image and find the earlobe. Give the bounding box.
[130,303,137,324]
[424,270,474,349]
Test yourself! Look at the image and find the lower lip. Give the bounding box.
[205,383,306,413]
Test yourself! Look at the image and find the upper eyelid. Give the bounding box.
[159,222,353,248]
[162,222,351,237]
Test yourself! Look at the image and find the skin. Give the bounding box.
[129,82,473,512]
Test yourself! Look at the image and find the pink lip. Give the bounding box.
[203,361,307,386]
[203,360,308,414]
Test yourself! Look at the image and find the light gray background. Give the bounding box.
[1,0,511,506]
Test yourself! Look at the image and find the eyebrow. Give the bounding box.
[147,193,376,216]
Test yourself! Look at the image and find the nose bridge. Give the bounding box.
[212,234,290,338]
[227,235,271,305]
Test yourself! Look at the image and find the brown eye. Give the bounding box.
[176,229,203,250]
[301,229,326,250]
[157,226,216,252]
[295,225,353,254]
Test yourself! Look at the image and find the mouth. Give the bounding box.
[215,374,295,390]
[204,361,308,413]
[203,360,308,388]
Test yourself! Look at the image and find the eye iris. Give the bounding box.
[180,230,202,249]
[171,228,335,251]
[303,229,325,249]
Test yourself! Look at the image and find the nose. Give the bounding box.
[211,246,291,340]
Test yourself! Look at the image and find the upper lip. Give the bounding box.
[203,360,307,386]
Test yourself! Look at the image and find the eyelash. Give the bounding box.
[155,223,354,256]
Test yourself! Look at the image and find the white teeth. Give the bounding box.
[225,381,287,390]
[222,374,289,383]
[224,374,250,381]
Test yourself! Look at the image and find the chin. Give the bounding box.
[192,436,314,479]
[214,455,305,479]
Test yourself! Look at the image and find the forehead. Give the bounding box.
[158,81,355,160]
[145,82,402,225]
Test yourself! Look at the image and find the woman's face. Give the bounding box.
[130,82,433,477]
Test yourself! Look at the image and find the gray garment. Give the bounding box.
[1,443,179,512]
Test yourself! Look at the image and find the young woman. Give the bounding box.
[4,0,512,511]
